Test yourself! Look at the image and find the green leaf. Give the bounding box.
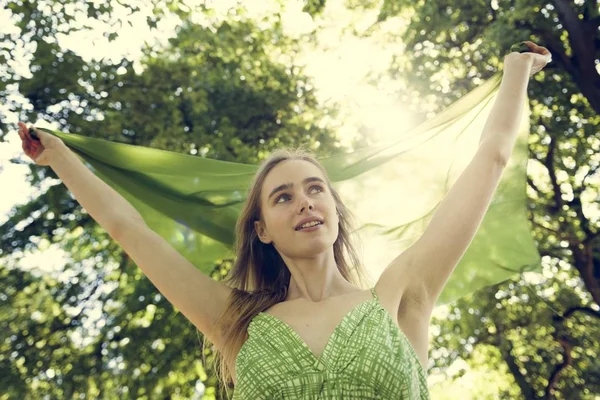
[302,0,326,17]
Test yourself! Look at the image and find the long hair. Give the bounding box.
[202,146,369,398]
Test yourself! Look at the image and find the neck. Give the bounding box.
[282,249,359,303]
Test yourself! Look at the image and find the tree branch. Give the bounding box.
[530,218,561,236]
[500,334,539,399]
[541,130,562,214]
[544,305,600,398]
[545,337,573,399]
[554,305,600,321]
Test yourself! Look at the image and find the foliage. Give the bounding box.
[341,0,600,397]
[1,1,344,398]
[2,0,599,398]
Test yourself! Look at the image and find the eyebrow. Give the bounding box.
[268,176,326,202]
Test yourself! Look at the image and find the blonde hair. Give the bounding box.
[202,146,368,398]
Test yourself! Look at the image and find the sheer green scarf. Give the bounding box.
[40,70,540,306]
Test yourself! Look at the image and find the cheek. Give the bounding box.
[270,208,291,230]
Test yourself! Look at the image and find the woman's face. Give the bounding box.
[255,159,339,257]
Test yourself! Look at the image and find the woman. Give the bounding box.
[17,41,551,399]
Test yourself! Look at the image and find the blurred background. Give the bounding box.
[0,0,598,398]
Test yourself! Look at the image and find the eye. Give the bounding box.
[275,185,324,204]
[310,184,324,194]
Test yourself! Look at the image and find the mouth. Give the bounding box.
[295,221,324,231]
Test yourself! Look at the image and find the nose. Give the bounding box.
[298,196,315,214]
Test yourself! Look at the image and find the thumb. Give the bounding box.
[30,127,65,148]
[30,127,53,143]
[29,127,42,141]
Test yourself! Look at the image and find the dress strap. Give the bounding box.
[369,286,379,300]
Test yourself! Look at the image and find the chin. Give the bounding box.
[300,236,336,253]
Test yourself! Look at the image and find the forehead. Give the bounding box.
[262,159,324,196]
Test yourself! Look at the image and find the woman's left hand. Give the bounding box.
[505,41,552,76]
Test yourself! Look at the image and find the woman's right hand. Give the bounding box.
[17,122,66,166]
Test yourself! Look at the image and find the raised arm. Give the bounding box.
[20,126,232,347]
[380,42,552,316]
[109,220,232,348]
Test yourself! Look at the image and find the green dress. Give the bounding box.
[233,287,430,399]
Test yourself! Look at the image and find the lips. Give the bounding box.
[294,217,324,230]
[296,221,323,230]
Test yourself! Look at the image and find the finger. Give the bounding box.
[19,123,29,138]
[536,46,550,57]
[21,125,29,140]
[544,49,552,60]
[538,47,552,61]
[525,41,547,55]
[524,41,540,49]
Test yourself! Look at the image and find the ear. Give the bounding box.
[254,220,272,244]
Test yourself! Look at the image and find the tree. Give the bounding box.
[336,0,599,397]
[1,2,345,398]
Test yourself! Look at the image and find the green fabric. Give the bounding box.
[40,70,541,306]
[234,287,429,399]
